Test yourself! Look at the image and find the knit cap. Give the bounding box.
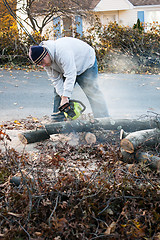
[29,46,48,64]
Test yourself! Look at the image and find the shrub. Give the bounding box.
[0,18,160,73]
[83,21,160,73]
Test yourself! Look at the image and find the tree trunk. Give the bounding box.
[18,118,158,144]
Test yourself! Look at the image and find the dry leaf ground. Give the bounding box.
[0,116,160,240]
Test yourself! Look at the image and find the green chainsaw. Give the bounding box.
[59,100,86,120]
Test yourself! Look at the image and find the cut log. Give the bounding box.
[136,152,160,170]
[85,132,96,144]
[120,148,160,171]
[18,118,158,144]
[120,148,135,163]
[18,129,50,144]
[120,128,160,153]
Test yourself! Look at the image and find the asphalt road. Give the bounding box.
[0,69,160,123]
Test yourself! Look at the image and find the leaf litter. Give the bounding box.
[0,115,159,240]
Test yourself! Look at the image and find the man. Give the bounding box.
[29,37,109,121]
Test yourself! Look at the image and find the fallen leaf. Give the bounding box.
[104,221,116,235]
[14,120,21,125]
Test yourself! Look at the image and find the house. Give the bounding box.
[52,0,160,37]
[16,0,160,38]
[93,0,160,29]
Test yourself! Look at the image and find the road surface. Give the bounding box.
[0,69,160,123]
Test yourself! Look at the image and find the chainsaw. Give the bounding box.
[59,100,86,120]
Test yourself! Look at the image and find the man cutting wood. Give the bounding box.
[29,37,109,121]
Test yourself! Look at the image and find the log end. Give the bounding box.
[120,138,134,153]
[85,132,96,144]
[18,133,28,145]
[18,129,50,144]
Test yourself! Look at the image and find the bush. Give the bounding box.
[83,21,160,73]
[0,20,160,73]
[0,28,48,67]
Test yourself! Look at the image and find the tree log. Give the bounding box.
[135,152,160,170]
[120,128,160,153]
[120,148,160,171]
[18,118,158,144]
[18,129,50,144]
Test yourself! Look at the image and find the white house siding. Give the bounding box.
[35,16,55,38]
[93,6,160,28]
[16,0,31,33]
[95,11,119,25]
[93,10,137,27]
[138,6,160,24]
[118,10,137,26]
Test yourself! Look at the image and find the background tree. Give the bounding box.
[8,0,95,34]
[0,0,17,31]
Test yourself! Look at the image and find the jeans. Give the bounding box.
[52,58,109,120]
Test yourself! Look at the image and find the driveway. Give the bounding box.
[0,69,160,123]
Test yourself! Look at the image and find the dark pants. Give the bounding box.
[52,58,109,120]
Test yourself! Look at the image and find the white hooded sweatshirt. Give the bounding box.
[40,37,95,98]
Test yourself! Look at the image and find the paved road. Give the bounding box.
[0,69,160,122]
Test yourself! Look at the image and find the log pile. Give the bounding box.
[120,128,160,170]
[18,117,158,144]
[18,117,160,170]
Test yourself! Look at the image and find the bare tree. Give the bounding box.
[15,0,96,34]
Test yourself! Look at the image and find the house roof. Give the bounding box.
[92,0,160,10]
[90,0,101,9]
[31,0,97,14]
[30,0,160,14]
[129,0,160,6]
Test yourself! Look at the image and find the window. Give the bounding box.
[53,16,61,39]
[75,16,83,36]
[53,15,83,38]
[137,11,144,23]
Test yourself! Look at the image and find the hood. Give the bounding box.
[40,40,55,61]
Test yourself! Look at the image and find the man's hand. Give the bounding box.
[60,96,69,106]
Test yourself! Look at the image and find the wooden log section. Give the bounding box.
[136,152,160,170]
[120,148,160,171]
[18,129,50,144]
[18,118,158,144]
[120,128,160,153]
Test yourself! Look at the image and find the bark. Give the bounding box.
[18,118,158,144]
[136,152,160,170]
[120,128,160,153]
[120,148,135,163]
[18,128,50,144]
[120,127,160,171]
[120,148,160,170]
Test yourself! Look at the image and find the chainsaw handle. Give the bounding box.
[59,102,70,112]
[69,100,86,113]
